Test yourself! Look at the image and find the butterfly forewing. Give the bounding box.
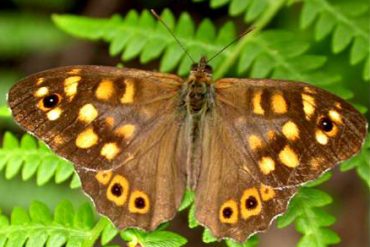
[8,65,188,230]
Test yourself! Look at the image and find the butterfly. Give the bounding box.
[7,55,367,242]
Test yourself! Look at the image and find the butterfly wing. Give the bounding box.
[8,65,188,230]
[194,78,367,241]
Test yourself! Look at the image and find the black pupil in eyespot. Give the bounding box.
[319,117,333,132]
[43,94,59,108]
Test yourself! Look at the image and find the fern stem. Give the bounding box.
[82,217,110,247]
[214,0,287,78]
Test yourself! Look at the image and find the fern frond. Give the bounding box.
[300,0,370,81]
[0,200,118,247]
[277,176,340,247]
[52,10,351,99]
[340,133,370,187]
[120,227,187,247]
[193,0,288,24]
[52,9,236,76]
[0,132,80,189]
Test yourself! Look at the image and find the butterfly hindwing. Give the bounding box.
[8,65,188,230]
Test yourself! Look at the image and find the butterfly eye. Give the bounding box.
[318,117,334,132]
[204,65,213,74]
[191,63,199,71]
[42,94,61,109]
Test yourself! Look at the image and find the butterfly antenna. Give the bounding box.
[207,27,254,63]
[150,9,195,64]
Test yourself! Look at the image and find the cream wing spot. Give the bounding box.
[101,143,120,160]
[258,157,275,175]
[36,78,45,85]
[302,94,315,120]
[115,124,136,140]
[34,87,49,97]
[120,79,135,104]
[64,76,81,100]
[282,121,299,141]
[252,89,264,115]
[315,130,328,145]
[271,91,287,114]
[329,110,342,124]
[96,79,115,101]
[248,135,263,150]
[76,127,99,149]
[67,68,82,75]
[279,145,299,168]
[78,104,98,124]
[47,107,63,121]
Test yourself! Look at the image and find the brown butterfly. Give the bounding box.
[7,55,367,242]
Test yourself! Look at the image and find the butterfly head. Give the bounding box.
[190,56,213,83]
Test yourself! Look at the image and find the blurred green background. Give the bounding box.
[0,0,369,246]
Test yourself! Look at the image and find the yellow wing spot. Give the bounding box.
[95,170,113,185]
[128,190,150,214]
[271,92,287,114]
[107,175,129,206]
[258,157,275,175]
[259,184,275,201]
[120,79,135,104]
[240,188,262,220]
[101,143,120,160]
[36,78,45,85]
[302,94,315,120]
[334,102,342,109]
[78,104,98,124]
[310,157,324,170]
[53,135,64,145]
[76,127,99,149]
[46,107,63,121]
[282,121,299,141]
[267,130,276,140]
[315,130,328,145]
[252,89,264,115]
[96,79,115,101]
[105,117,115,127]
[329,110,343,124]
[248,135,264,150]
[303,86,316,94]
[279,145,299,168]
[115,124,136,140]
[34,87,49,97]
[67,68,82,75]
[219,200,239,224]
[64,76,81,100]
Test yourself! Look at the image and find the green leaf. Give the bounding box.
[0,132,78,188]
[0,201,115,247]
[340,133,370,187]
[178,190,195,211]
[121,228,187,247]
[300,0,370,81]
[278,186,340,247]
[225,235,259,247]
